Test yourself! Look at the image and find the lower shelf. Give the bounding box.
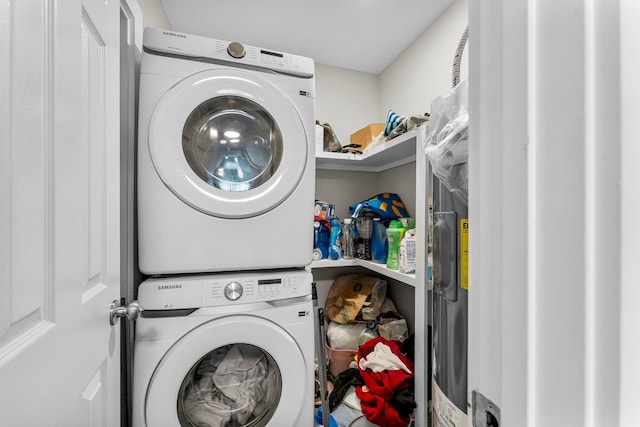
[310,258,416,287]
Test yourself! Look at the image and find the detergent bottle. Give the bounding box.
[386,220,406,270]
[399,228,417,273]
[371,218,388,264]
[313,221,330,260]
[328,218,342,260]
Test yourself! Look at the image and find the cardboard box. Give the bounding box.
[350,123,385,150]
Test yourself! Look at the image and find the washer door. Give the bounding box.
[149,68,308,218]
[144,315,309,427]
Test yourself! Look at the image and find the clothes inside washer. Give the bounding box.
[178,343,282,427]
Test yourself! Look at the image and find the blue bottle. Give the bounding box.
[371,218,388,264]
[328,218,343,260]
[313,221,330,260]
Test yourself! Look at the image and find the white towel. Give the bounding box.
[358,342,412,374]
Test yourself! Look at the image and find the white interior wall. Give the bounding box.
[378,0,468,118]
[315,162,416,221]
[314,64,381,148]
[315,169,378,219]
[314,0,468,147]
[378,162,417,218]
[314,1,466,222]
[136,0,170,29]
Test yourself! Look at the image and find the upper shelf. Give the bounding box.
[310,258,417,287]
[315,129,419,172]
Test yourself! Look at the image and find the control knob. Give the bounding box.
[224,281,244,301]
[227,42,246,59]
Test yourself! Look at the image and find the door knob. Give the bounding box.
[109,299,144,325]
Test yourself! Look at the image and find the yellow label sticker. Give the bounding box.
[460,219,469,290]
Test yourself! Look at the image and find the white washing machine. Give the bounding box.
[132,269,315,427]
[137,27,316,275]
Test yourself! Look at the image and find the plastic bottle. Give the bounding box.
[355,216,372,260]
[328,218,342,260]
[371,218,388,264]
[386,220,406,270]
[399,229,416,274]
[314,406,338,427]
[313,221,330,260]
[341,218,355,259]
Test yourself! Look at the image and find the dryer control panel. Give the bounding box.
[139,270,312,310]
[142,27,314,78]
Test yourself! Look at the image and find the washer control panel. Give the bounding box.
[138,270,312,310]
[223,281,243,301]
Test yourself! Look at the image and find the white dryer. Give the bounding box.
[132,269,315,427]
[137,28,316,275]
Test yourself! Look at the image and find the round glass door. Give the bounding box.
[177,343,282,427]
[149,68,308,219]
[182,96,282,193]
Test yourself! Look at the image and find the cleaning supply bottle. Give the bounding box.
[313,221,330,260]
[386,220,405,270]
[328,218,342,260]
[399,228,416,273]
[371,218,388,264]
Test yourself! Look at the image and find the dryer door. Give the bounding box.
[144,315,310,427]
[149,68,309,218]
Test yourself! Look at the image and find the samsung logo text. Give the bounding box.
[163,31,186,38]
[158,284,182,290]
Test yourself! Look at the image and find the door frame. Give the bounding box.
[119,2,143,426]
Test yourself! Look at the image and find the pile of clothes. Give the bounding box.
[179,344,280,427]
[323,274,415,427]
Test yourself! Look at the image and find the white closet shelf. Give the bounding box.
[310,258,417,287]
[315,129,419,172]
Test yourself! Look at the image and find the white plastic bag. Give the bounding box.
[425,78,469,204]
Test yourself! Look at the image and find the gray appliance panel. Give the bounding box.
[432,176,468,413]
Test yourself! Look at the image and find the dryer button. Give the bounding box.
[224,281,244,301]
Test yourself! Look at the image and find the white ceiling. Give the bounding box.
[160,0,455,75]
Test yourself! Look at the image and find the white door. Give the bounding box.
[468,1,640,426]
[0,0,128,424]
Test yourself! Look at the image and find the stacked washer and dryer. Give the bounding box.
[133,28,317,427]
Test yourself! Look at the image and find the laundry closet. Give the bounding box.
[309,1,468,424]
[131,0,468,426]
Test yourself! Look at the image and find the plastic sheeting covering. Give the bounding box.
[424,79,469,205]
